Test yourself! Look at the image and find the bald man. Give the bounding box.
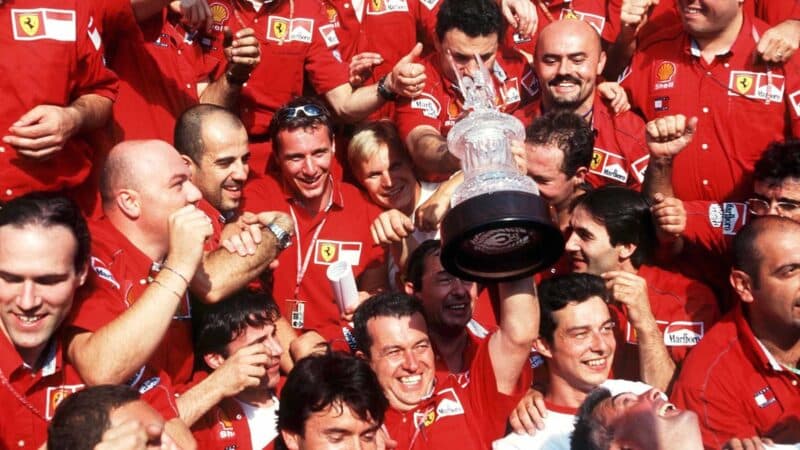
[524,20,650,191]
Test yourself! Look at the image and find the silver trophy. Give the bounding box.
[439,54,563,282]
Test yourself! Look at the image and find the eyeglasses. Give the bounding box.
[276,103,326,121]
[746,198,800,216]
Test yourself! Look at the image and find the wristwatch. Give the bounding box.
[377,74,398,101]
[266,222,292,250]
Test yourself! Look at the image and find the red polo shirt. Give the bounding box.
[70,217,195,389]
[241,174,385,340]
[671,306,800,448]
[192,397,278,450]
[383,334,531,450]
[609,264,720,382]
[621,14,800,202]
[0,0,118,201]
[395,50,538,143]
[519,91,650,190]
[102,0,221,143]
[0,336,84,450]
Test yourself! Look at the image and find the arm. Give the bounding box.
[603,0,656,80]
[191,211,292,303]
[642,114,698,201]
[488,277,539,395]
[68,205,212,385]
[415,172,463,231]
[405,125,462,180]
[603,271,675,391]
[756,19,800,63]
[3,94,112,160]
[199,28,260,109]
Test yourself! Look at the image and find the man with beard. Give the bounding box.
[191,290,285,449]
[523,19,650,191]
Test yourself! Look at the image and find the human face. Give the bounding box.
[354,145,418,214]
[109,400,167,450]
[539,297,615,396]
[282,402,381,450]
[416,252,477,332]
[679,0,742,42]
[191,125,250,213]
[535,21,605,114]
[0,224,87,367]
[750,178,800,221]
[224,320,283,396]
[276,126,334,207]
[565,206,623,274]
[741,228,800,333]
[593,389,703,449]
[139,149,203,240]
[366,313,435,412]
[438,29,499,84]
[526,143,579,209]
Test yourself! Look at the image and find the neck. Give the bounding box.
[296,180,332,215]
[545,375,592,410]
[693,12,743,63]
[237,388,276,408]
[750,316,800,369]
[107,213,166,262]
[401,181,423,217]
[430,328,468,373]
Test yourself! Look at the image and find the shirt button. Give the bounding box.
[186,83,192,89]
[0,146,4,153]
[140,279,147,285]
[17,440,24,447]
[702,107,709,113]
[254,18,258,23]
[706,71,712,76]
[702,179,709,185]
[236,414,242,419]
[723,63,730,68]
[344,2,350,7]
[4,189,12,197]
[701,143,708,150]
[792,379,798,386]
[177,49,182,55]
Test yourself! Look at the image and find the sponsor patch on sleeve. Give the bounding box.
[722,202,747,235]
[318,24,339,48]
[419,0,440,10]
[663,321,704,346]
[410,93,442,119]
[91,256,119,289]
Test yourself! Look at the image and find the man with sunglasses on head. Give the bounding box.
[241,97,388,346]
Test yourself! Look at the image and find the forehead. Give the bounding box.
[0,225,77,271]
[754,227,800,269]
[200,125,249,161]
[277,126,332,155]
[422,250,446,276]
[553,296,610,329]
[367,313,428,348]
[527,144,565,171]
[754,178,800,198]
[571,206,607,232]
[305,401,376,433]
[536,24,598,57]
[442,29,498,52]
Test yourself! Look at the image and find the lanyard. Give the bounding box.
[289,205,328,299]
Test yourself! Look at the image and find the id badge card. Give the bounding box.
[287,299,306,329]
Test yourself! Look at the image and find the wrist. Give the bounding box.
[225,65,251,86]
[377,74,398,101]
[63,105,84,135]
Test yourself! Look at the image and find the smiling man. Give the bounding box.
[0,194,89,450]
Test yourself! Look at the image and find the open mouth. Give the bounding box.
[583,357,607,369]
[400,374,422,386]
[15,313,45,327]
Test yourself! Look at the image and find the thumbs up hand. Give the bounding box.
[385,43,427,98]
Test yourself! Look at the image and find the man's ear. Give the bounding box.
[730,269,755,304]
[617,242,637,262]
[281,430,301,450]
[573,166,589,185]
[597,50,607,77]
[203,353,226,370]
[532,337,553,359]
[116,189,141,219]
[355,349,367,360]
[180,154,197,176]
[403,281,416,296]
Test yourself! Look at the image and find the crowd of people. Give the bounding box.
[1,0,799,448]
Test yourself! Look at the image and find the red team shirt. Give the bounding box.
[671,306,800,448]
[102,0,221,143]
[242,174,385,340]
[395,51,538,143]
[383,335,531,450]
[519,91,650,190]
[192,397,278,450]
[608,264,720,381]
[0,336,84,449]
[621,14,800,202]
[0,0,118,201]
[70,217,195,400]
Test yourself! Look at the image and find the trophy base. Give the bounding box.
[440,191,564,282]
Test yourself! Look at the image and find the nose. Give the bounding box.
[232,160,248,182]
[185,180,203,203]
[302,156,318,175]
[590,330,611,354]
[266,336,283,358]
[640,388,665,404]
[402,349,419,372]
[17,280,41,311]
[564,231,580,252]
[380,171,392,188]
[556,58,570,75]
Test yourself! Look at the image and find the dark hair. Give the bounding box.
[353,292,426,358]
[571,387,613,450]
[538,273,608,342]
[404,239,442,291]
[526,111,595,177]
[174,104,244,164]
[0,193,90,272]
[753,140,800,186]
[572,187,656,268]
[193,290,281,370]
[268,96,334,155]
[47,385,140,450]
[277,352,388,437]
[435,0,505,42]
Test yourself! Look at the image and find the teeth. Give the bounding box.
[658,403,677,416]
[585,359,605,367]
[400,375,421,385]
[18,315,42,324]
[448,304,466,310]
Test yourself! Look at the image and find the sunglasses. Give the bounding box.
[276,103,326,121]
